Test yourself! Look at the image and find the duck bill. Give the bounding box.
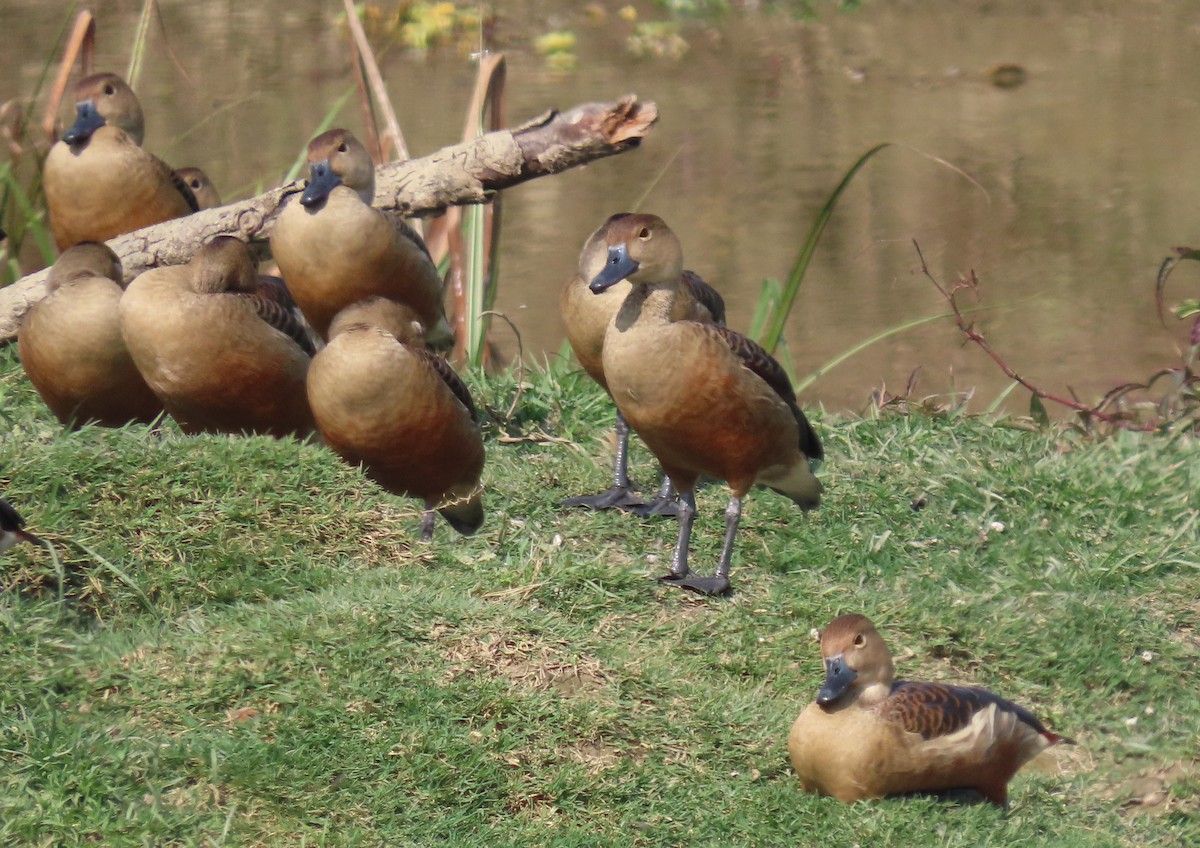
[816,654,857,706]
[300,160,342,207]
[62,101,105,145]
[589,244,639,293]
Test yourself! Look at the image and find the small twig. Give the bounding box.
[913,239,1165,431]
[478,309,525,424]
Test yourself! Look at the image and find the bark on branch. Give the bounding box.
[0,94,658,343]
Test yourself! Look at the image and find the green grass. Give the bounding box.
[1,344,1198,846]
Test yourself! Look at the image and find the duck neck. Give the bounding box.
[613,280,677,333]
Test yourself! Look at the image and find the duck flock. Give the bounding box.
[2,72,1072,806]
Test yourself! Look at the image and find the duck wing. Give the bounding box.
[707,324,822,461]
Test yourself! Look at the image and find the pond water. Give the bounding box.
[5,0,1200,416]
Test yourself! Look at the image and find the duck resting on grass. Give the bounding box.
[306,297,484,540]
[589,213,822,595]
[119,236,316,439]
[788,613,1073,806]
[19,242,164,428]
[562,213,726,517]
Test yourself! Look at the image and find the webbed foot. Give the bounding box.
[562,485,646,512]
[657,573,732,596]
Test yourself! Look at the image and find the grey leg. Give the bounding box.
[659,489,696,581]
[562,410,647,511]
[661,495,738,596]
[420,505,437,541]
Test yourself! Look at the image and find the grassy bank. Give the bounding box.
[1,345,1197,846]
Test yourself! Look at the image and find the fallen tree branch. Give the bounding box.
[0,94,658,343]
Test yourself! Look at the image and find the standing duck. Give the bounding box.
[18,242,163,428]
[270,129,451,346]
[0,498,40,553]
[788,614,1073,806]
[119,236,316,438]
[589,214,822,595]
[562,213,726,516]
[44,72,197,250]
[307,297,484,539]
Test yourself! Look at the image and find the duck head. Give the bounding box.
[47,242,123,292]
[192,236,259,294]
[62,73,145,146]
[327,296,426,346]
[815,614,896,708]
[175,167,222,210]
[589,213,683,293]
[300,128,375,208]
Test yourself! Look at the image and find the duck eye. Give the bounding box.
[637,227,651,240]
[853,634,865,647]
[103,84,115,96]
[190,178,201,189]
[337,143,348,153]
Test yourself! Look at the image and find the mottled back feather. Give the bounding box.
[255,275,301,312]
[887,681,1057,741]
[250,296,317,356]
[706,324,823,461]
[681,270,726,326]
[413,347,479,422]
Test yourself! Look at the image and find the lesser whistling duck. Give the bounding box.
[788,613,1073,806]
[0,498,40,553]
[119,236,316,438]
[562,213,726,517]
[174,166,222,210]
[307,296,484,539]
[18,242,164,428]
[270,128,451,346]
[589,214,822,595]
[43,72,198,250]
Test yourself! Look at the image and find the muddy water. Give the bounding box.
[4,0,1199,415]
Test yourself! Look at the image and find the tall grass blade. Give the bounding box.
[282,89,354,184]
[71,539,157,614]
[794,297,1033,394]
[124,0,156,90]
[758,142,892,354]
[1,164,56,267]
[41,7,92,142]
[341,0,410,162]
[444,53,506,367]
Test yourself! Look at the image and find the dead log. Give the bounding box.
[0,94,658,344]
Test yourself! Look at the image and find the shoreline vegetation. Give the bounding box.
[2,346,1198,845]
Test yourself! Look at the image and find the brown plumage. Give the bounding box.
[174,167,222,210]
[590,213,821,595]
[119,236,315,438]
[788,614,1073,806]
[270,128,451,346]
[0,498,40,553]
[561,213,726,515]
[18,242,164,428]
[307,297,484,540]
[44,73,197,250]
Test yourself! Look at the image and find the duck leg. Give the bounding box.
[629,475,682,518]
[659,493,736,596]
[419,504,437,541]
[562,410,647,511]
